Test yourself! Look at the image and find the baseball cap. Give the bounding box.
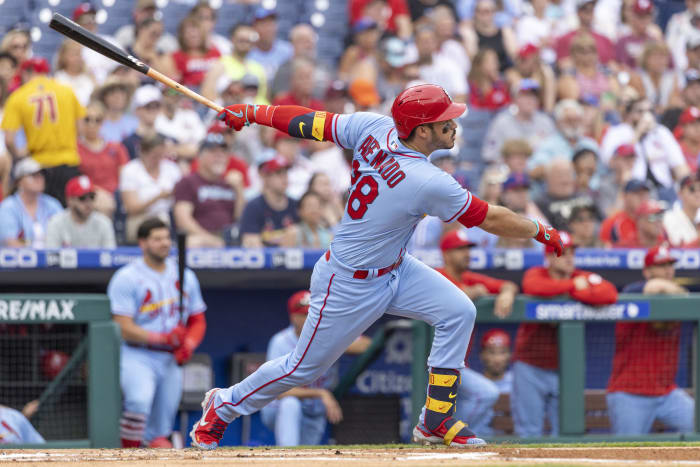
[481,329,511,349]
[241,73,260,89]
[518,43,539,59]
[287,290,311,315]
[352,17,379,34]
[382,37,416,68]
[678,106,700,125]
[679,173,700,190]
[636,199,664,216]
[253,7,277,22]
[349,78,381,108]
[65,175,94,199]
[440,230,476,251]
[259,155,290,174]
[644,243,676,267]
[516,78,540,94]
[73,3,96,21]
[19,57,50,75]
[614,144,636,158]
[623,179,652,192]
[13,158,42,180]
[502,173,530,191]
[199,132,227,151]
[576,0,596,8]
[546,230,575,254]
[132,84,162,108]
[632,0,654,14]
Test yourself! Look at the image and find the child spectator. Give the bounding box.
[289,191,333,249]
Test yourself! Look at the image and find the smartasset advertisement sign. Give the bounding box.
[526,301,650,320]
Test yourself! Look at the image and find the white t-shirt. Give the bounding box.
[54,71,94,106]
[600,123,687,188]
[663,203,699,247]
[155,110,206,146]
[419,56,468,98]
[119,158,182,217]
[310,146,351,195]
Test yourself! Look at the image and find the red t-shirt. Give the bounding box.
[78,141,129,193]
[172,47,221,88]
[615,33,651,69]
[468,80,511,111]
[599,211,637,246]
[514,266,618,370]
[349,0,409,33]
[607,322,680,396]
[272,93,325,110]
[190,155,250,187]
[555,30,615,65]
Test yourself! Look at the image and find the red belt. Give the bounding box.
[324,250,403,279]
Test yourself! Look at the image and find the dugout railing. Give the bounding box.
[1,294,120,448]
[411,293,700,442]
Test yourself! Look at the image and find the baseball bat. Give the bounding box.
[177,232,186,323]
[49,13,223,113]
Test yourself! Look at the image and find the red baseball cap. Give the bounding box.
[632,0,654,14]
[644,244,676,267]
[259,155,290,174]
[636,199,664,216]
[287,290,311,315]
[614,144,636,158]
[518,43,539,59]
[19,57,50,75]
[545,230,575,254]
[440,230,476,251]
[73,3,96,21]
[481,329,511,348]
[678,106,700,125]
[65,175,94,199]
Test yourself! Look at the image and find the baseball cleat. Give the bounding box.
[412,422,487,447]
[190,388,228,450]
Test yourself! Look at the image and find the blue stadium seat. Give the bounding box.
[0,0,31,33]
[213,2,253,37]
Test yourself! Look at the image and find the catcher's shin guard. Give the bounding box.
[420,367,485,446]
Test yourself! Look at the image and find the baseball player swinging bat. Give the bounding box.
[49,13,223,113]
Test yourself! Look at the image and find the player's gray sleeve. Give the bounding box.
[334,112,392,150]
[185,269,206,316]
[18,416,45,444]
[412,171,471,222]
[107,269,138,317]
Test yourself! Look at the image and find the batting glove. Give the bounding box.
[174,344,194,365]
[217,104,251,131]
[533,220,564,257]
[148,325,187,348]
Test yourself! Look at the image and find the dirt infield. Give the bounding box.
[4,445,700,466]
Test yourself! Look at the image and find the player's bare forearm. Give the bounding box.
[345,335,372,354]
[479,205,538,238]
[112,315,151,344]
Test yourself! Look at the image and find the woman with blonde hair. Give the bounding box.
[0,29,32,91]
[55,40,95,106]
[558,32,619,102]
[170,14,221,90]
[629,41,682,113]
[468,48,511,111]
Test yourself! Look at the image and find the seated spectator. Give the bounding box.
[674,107,700,173]
[479,166,507,205]
[615,0,658,69]
[629,41,682,114]
[289,191,333,249]
[170,13,221,90]
[338,19,381,83]
[500,139,533,176]
[514,0,555,53]
[239,156,298,248]
[557,32,619,102]
[572,148,600,199]
[625,199,667,248]
[190,122,250,190]
[666,0,700,71]
[308,173,344,229]
[498,173,548,249]
[554,0,615,68]
[247,8,293,85]
[155,88,206,164]
[78,101,129,218]
[174,132,244,248]
[600,178,650,246]
[528,99,598,181]
[598,144,637,215]
[54,39,95,106]
[0,52,17,88]
[0,404,44,444]
[480,329,513,394]
[462,0,517,69]
[127,17,177,85]
[0,158,62,247]
[412,24,467,103]
[567,203,600,247]
[482,79,556,164]
[600,98,690,203]
[120,134,181,244]
[114,0,177,53]
[122,85,164,160]
[71,3,117,84]
[607,245,693,435]
[505,44,556,113]
[377,37,414,105]
[46,176,116,249]
[261,290,370,446]
[663,174,700,247]
[512,232,617,437]
[189,0,231,56]
[272,58,325,109]
[467,49,511,112]
[0,28,32,91]
[94,78,137,144]
[535,159,596,231]
[430,5,470,77]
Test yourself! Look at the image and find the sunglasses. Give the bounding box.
[78,192,96,202]
[84,116,103,123]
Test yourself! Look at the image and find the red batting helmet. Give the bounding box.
[391,84,467,139]
[41,350,69,379]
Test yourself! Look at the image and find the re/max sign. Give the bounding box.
[0,300,76,321]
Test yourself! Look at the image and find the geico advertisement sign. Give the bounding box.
[187,249,266,269]
[0,299,76,321]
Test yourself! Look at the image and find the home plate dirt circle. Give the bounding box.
[3,446,700,466]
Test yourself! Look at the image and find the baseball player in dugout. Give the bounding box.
[606,244,693,435]
[108,218,207,448]
[191,84,564,449]
[512,232,617,438]
[261,290,371,446]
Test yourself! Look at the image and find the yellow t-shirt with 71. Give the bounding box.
[1,76,85,167]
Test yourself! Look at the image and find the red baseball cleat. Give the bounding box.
[190,388,228,450]
[412,419,487,447]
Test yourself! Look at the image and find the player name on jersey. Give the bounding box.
[0,299,76,321]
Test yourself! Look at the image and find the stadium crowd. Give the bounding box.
[0,0,698,250]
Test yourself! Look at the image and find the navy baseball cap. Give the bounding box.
[199,132,227,151]
[623,179,652,192]
[352,18,378,34]
[516,78,540,94]
[503,173,530,190]
[253,7,276,21]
